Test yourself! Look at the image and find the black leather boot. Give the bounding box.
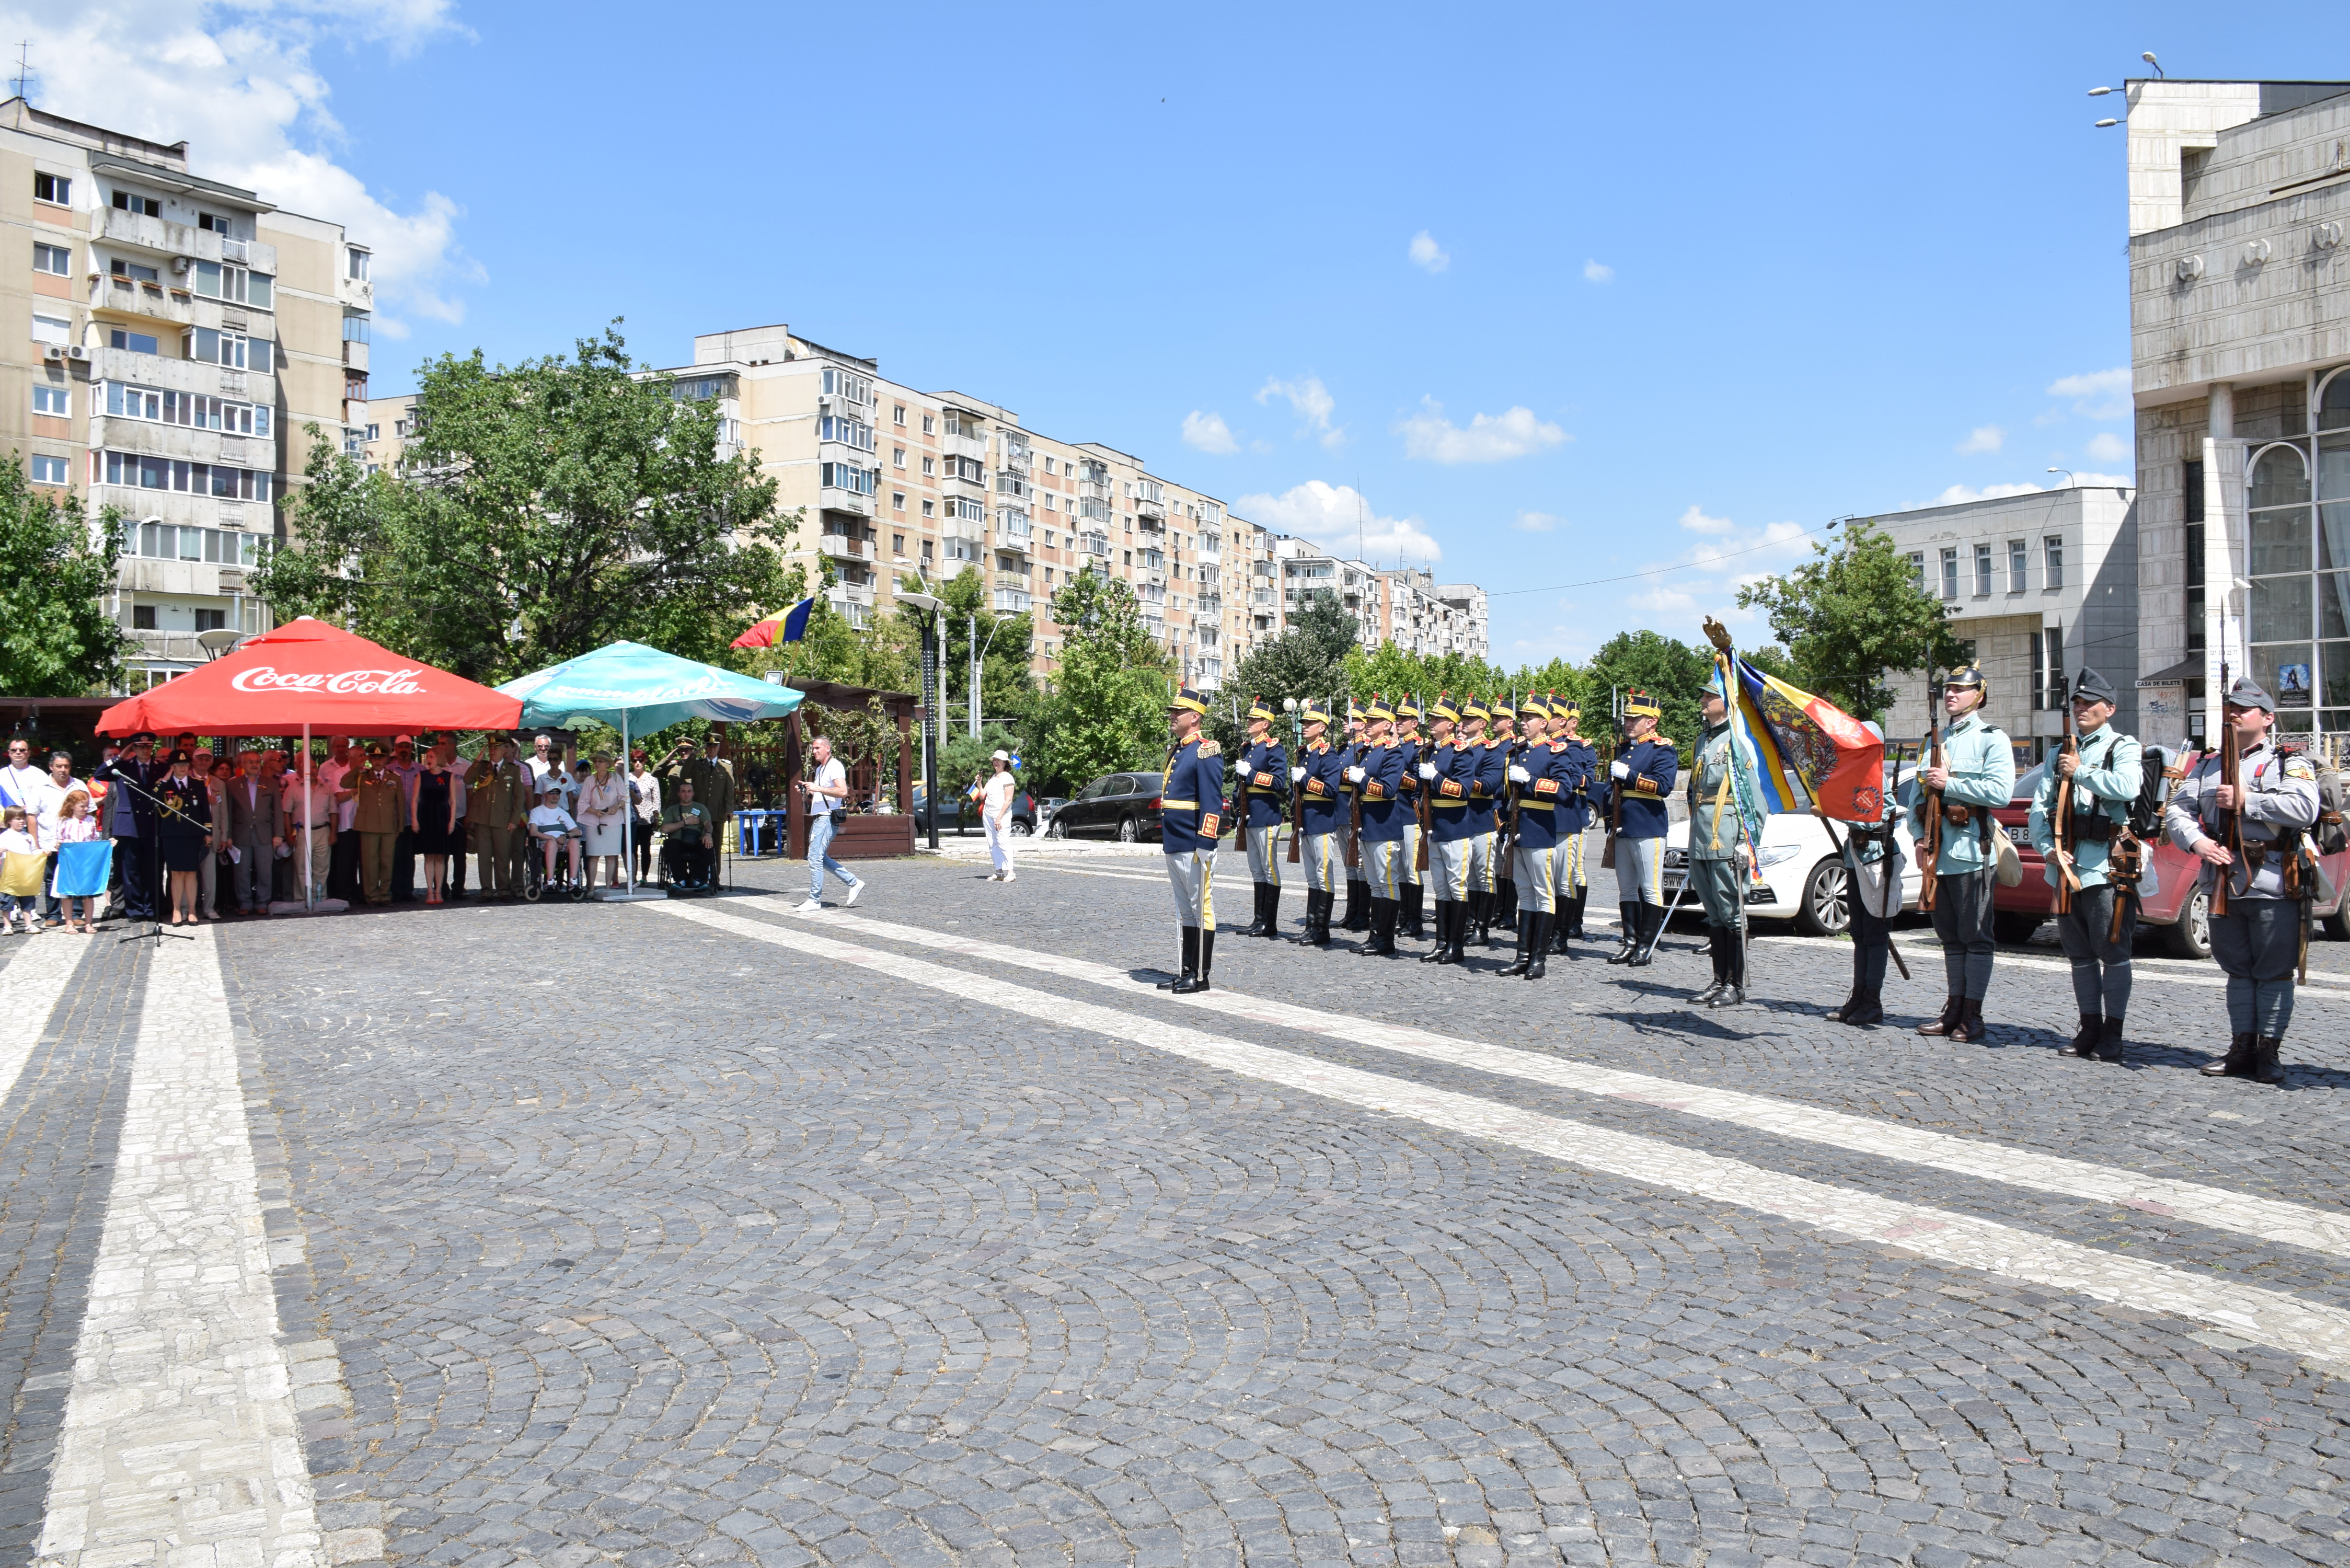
[1157,926,1198,990]
[1449,898,1472,963]
[1421,901,1452,963]
[1841,988,1884,1027]
[1266,883,1287,938]
[1551,898,1574,953]
[1950,997,1986,1044]
[2060,1013,2102,1058]
[1175,929,1214,994]
[1342,878,1369,931]
[1623,903,1658,967]
[1607,902,1638,963]
[1493,879,1518,936]
[1240,885,1268,938]
[2254,1035,2287,1086]
[1378,897,1402,956]
[1825,987,1864,1024]
[1502,911,1536,976]
[2202,1033,2257,1077]
[2096,1016,2126,1064]
[1526,913,1553,979]
[1709,932,1745,1008]
[1402,881,1424,940]
[1692,928,1727,1006]
[1916,996,1963,1037]
[1563,889,1587,941]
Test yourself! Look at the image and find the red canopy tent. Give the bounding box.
[95,617,521,738]
[94,618,522,913]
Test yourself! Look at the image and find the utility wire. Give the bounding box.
[1489,520,1839,597]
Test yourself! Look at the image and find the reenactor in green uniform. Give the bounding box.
[469,743,529,901]
[1686,667,1764,1008]
[1906,664,2017,1043]
[2026,667,2145,1062]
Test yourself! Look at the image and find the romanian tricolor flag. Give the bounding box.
[731,596,816,650]
[1728,657,1888,824]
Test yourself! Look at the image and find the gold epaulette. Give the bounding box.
[1196,739,1220,757]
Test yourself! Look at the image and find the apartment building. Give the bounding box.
[1271,543,1491,663]
[2,97,372,690]
[2117,77,2350,746]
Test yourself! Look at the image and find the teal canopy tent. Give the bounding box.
[498,641,803,898]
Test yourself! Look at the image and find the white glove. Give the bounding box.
[1610,759,1630,780]
[1418,763,1437,780]
[1345,766,1365,783]
[1289,766,1307,783]
[1507,765,1530,785]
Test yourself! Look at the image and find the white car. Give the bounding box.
[1659,766,1923,936]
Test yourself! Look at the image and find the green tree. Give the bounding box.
[1736,521,1966,721]
[1215,590,1360,754]
[935,565,1036,723]
[1586,629,1715,760]
[251,322,801,685]
[1027,567,1170,792]
[0,458,129,695]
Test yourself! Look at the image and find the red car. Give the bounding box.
[1990,747,2350,958]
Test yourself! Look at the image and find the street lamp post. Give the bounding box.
[900,590,944,851]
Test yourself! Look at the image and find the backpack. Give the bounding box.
[2126,748,2169,839]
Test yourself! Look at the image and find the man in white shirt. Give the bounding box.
[980,750,1019,882]
[794,735,863,911]
[32,749,87,928]
[0,738,47,827]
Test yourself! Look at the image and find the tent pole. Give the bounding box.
[622,708,633,896]
[302,721,314,910]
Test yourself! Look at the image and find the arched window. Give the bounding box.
[2321,367,2350,729]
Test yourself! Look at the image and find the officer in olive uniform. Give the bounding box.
[2165,675,2321,1086]
[1393,698,1429,941]
[1155,685,1225,995]
[1338,702,1370,932]
[1687,667,1765,1008]
[1502,696,1571,977]
[354,743,405,905]
[1550,698,1597,949]
[1291,701,1346,946]
[1234,696,1289,939]
[2028,667,2147,1063]
[1347,696,1409,958]
[1483,702,1521,946]
[1906,664,2017,1044]
[1419,695,1474,965]
[470,745,528,901]
[1458,699,1506,949]
[1605,691,1679,967]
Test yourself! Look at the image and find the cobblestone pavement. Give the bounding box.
[4,848,2349,1568]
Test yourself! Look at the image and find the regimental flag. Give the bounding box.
[730,597,817,650]
[1728,658,1887,823]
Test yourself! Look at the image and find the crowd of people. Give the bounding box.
[0,728,743,930]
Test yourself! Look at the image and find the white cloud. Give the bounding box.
[1582,259,1614,284]
[1257,375,1344,449]
[2047,367,2132,420]
[1677,504,1735,536]
[2085,431,2131,463]
[1922,471,2137,508]
[13,0,480,335]
[1408,230,1449,273]
[1180,410,1238,455]
[1513,511,1562,532]
[1396,399,1568,464]
[1956,425,2005,455]
[1234,481,1441,565]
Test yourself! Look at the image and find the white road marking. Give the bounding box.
[805,908,2350,1262]
[36,928,322,1568]
[664,901,2350,1369]
[0,937,91,1106]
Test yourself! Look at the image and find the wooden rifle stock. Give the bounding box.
[1920,674,1946,913]
[2052,686,2079,912]
[2214,661,2241,917]
[1343,740,1363,870]
[1286,715,1304,864]
[1414,737,1433,872]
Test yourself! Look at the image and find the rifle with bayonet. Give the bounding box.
[2052,674,2080,913]
[1285,697,1304,864]
[2213,659,2242,919]
[1920,667,1948,914]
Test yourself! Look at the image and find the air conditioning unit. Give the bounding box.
[171,255,192,274]
[42,344,65,361]
[66,345,88,361]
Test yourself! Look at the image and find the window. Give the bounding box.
[891,491,905,512]
[121,520,263,564]
[944,497,984,522]
[920,538,934,561]
[1974,543,1993,596]
[819,461,876,495]
[30,455,68,486]
[818,366,874,407]
[197,212,231,233]
[132,605,157,631]
[893,404,906,426]
[892,533,905,557]
[347,247,370,281]
[943,455,984,483]
[342,315,370,343]
[33,241,69,275]
[33,171,70,205]
[102,381,267,435]
[103,452,273,503]
[921,456,935,476]
[110,189,162,218]
[194,608,226,632]
[365,423,381,441]
[32,312,71,346]
[892,446,905,468]
[33,384,68,417]
[921,500,935,517]
[1940,547,1959,601]
[109,257,159,285]
[819,414,875,451]
[2043,625,2066,708]
[2007,539,2027,593]
[107,327,157,354]
[2043,536,2064,590]
[180,327,272,373]
[192,261,271,308]
[921,414,935,434]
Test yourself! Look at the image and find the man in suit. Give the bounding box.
[223,748,285,916]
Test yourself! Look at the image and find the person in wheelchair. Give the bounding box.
[527,785,585,889]
[661,778,717,892]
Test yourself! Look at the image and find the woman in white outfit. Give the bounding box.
[576,751,630,889]
[982,750,1018,882]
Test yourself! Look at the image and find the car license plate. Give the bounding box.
[1662,871,1686,893]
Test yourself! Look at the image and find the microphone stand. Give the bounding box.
[105,773,198,948]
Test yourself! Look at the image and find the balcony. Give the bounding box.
[941,515,987,544]
[832,580,875,606]
[943,433,986,463]
[819,486,873,517]
[1135,496,1165,521]
[89,419,269,469]
[91,345,270,404]
[337,273,373,312]
[816,532,869,561]
[1136,510,1166,534]
[342,338,369,374]
[1195,594,1222,615]
[993,589,1033,615]
[1252,590,1275,607]
[1080,532,1110,557]
[995,527,1031,555]
[93,272,201,330]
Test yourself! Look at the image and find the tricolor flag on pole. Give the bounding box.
[1726,657,1888,823]
[731,597,817,650]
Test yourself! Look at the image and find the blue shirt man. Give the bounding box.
[1155,685,1224,994]
[1903,664,2017,1043]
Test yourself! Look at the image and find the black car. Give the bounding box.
[1047,771,1164,841]
[911,783,1036,836]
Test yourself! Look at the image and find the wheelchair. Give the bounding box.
[520,829,592,903]
[660,826,717,897]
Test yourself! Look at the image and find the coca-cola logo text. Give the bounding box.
[229,666,429,696]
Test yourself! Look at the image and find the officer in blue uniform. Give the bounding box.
[1457,699,1506,949]
[1155,685,1224,995]
[1549,697,1597,950]
[1418,695,1473,964]
[1338,701,1370,932]
[1502,696,1570,977]
[1393,698,1428,941]
[1483,702,1521,947]
[1606,691,1679,967]
[1291,700,1347,946]
[1232,695,1290,939]
[1347,696,1409,958]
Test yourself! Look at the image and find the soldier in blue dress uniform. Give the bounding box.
[1549,697,1597,950]
[1290,700,1347,947]
[1393,697,1428,941]
[1605,691,1679,967]
[1418,694,1473,965]
[1347,696,1409,958]
[1338,701,1370,932]
[1482,702,1521,947]
[1502,696,1570,978]
[1232,695,1290,939]
[1155,685,1225,995]
[1458,699,1506,948]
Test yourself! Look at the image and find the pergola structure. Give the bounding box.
[721,678,918,860]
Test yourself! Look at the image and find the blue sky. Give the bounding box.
[27,1,2350,666]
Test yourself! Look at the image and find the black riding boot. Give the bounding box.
[1551,896,1574,953]
[1355,898,1388,956]
[1448,899,1472,963]
[1526,913,1553,979]
[1502,912,1536,976]
[1561,888,1586,941]
[1174,929,1214,994]
[1157,927,1199,990]
[1268,883,1288,938]
[1692,928,1728,1006]
[1342,878,1369,931]
[1421,901,1453,963]
[1241,885,1269,938]
[1709,930,1746,1008]
[1607,902,1638,963]
[1623,903,1659,967]
[2060,1013,2101,1058]
[1402,881,1425,940]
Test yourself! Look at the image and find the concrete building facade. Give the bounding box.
[3,97,372,689]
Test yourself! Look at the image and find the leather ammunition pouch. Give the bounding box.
[2070,812,2117,844]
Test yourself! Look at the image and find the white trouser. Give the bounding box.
[1245,822,1282,886]
[1165,848,1215,928]
[1513,841,1558,912]
[1430,835,1472,902]
[984,813,1014,874]
[1362,838,1404,900]
[1303,829,1339,894]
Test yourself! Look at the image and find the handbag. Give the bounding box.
[1990,820,2024,888]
